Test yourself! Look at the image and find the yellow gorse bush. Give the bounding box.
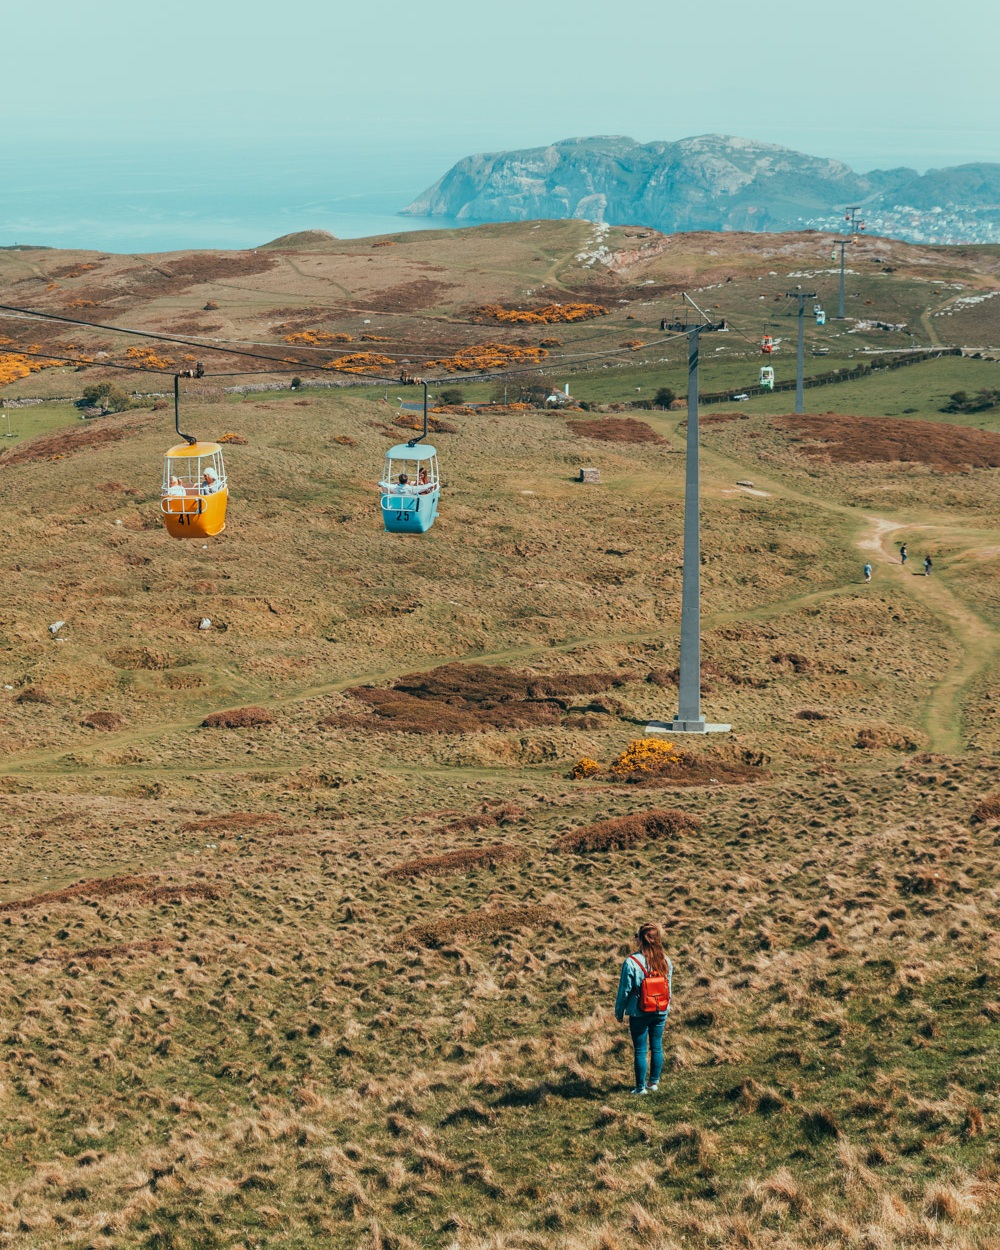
[569,757,603,779]
[0,337,60,387]
[125,345,175,371]
[423,344,548,373]
[284,331,353,346]
[329,352,396,375]
[608,738,687,779]
[475,303,608,324]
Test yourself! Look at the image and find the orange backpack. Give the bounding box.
[629,955,671,1013]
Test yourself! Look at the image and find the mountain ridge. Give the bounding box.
[403,134,1000,244]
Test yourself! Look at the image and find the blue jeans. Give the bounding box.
[629,1013,666,1089]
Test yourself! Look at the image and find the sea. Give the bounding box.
[0,140,468,254]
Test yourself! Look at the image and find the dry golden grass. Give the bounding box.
[0,227,998,1248]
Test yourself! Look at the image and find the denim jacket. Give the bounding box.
[615,952,673,1021]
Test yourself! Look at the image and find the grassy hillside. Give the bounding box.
[0,228,999,1249]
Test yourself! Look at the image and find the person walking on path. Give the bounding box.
[900,543,907,566]
[864,563,873,583]
[924,555,933,576]
[615,923,673,1095]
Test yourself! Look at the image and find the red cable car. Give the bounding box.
[761,335,774,355]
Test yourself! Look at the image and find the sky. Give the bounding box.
[2,0,997,249]
[6,0,999,174]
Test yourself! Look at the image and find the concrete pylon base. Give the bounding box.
[645,720,732,735]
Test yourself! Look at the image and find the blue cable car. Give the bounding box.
[380,443,440,534]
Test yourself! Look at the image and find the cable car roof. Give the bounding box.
[385,443,438,460]
[165,440,225,458]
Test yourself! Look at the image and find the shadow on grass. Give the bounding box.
[492,1077,605,1107]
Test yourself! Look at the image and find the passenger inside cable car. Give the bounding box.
[161,442,228,538]
[380,444,440,534]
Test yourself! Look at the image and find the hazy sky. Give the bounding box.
[7,0,999,174]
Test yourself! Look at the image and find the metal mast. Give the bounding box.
[833,206,864,320]
[648,295,730,736]
[785,290,816,415]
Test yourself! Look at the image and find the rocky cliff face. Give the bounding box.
[403,135,1000,243]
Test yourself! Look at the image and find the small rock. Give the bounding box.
[736,480,755,488]
[198,618,212,631]
[48,621,65,635]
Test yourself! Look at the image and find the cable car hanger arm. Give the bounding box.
[173,365,203,447]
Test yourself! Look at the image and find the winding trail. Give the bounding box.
[854,514,1000,753]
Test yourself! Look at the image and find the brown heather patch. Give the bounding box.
[178,812,284,833]
[773,413,1000,472]
[55,938,168,963]
[14,687,52,705]
[567,416,665,444]
[80,711,123,731]
[554,809,701,853]
[201,706,275,728]
[856,726,919,751]
[395,905,557,949]
[0,874,155,911]
[385,844,527,880]
[394,412,458,435]
[331,663,624,734]
[0,412,155,466]
[0,875,222,912]
[107,647,173,671]
[970,792,1000,824]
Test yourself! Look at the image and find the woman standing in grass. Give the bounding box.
[615,923,673,1095]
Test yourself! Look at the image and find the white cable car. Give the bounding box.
[759,366,774,391]
[815,309,826,325]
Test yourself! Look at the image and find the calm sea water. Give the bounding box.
[0,141,465,253]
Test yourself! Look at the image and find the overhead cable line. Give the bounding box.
[0,301,690,387]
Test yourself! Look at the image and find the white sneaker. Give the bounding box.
[630,1086,648,1095]
[648,1083,659,1092]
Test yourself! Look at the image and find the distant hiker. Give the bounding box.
[864,563,872,583]
[900,543,907,566]
[615,923,673,1096]
[924,555,933,576]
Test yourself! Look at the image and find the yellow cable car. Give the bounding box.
[161,440,228,538]
[159,367,229,539]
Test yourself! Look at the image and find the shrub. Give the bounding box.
[654,386,676,408]
[438,387,465,405]
[290,377,302,389]
[218,432,248,444]
[609,738,688,780]
[78,382,135,413]
[568,757,602,779]
[201,706,274,728]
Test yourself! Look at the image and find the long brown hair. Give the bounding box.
[635,923,668,976]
